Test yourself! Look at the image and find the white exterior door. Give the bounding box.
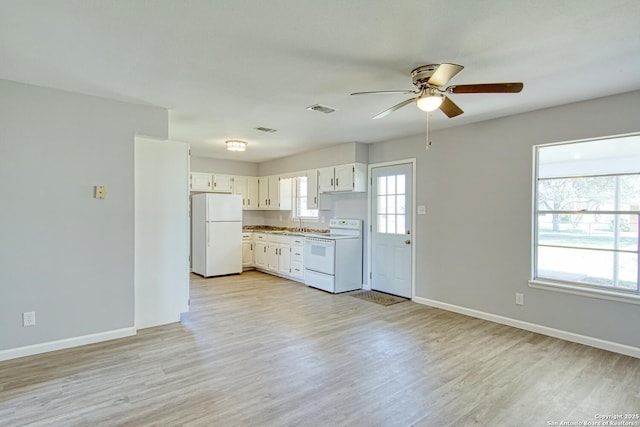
[370,162,413,298]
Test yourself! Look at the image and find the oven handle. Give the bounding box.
[305,237,334,244]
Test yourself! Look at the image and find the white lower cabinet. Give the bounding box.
[253,233,268,269]
[249,232,304,283]
[267,235,291,275]
[242,232,253,268]
[290,236,304,280]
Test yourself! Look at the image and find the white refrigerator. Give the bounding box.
[192,193,243,277]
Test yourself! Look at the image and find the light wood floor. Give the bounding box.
[1,271,639,426]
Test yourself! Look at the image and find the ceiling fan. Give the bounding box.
[351,63,523,119]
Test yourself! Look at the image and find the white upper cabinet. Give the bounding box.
[212,174,234,193]
[318,167,334,193]
[258,176,292,210]
[318,163,367,193]
[190,172,213,192]
[246,177,259,209]
[234,176,259,210]
[279,177,292,210]
[306,169,319,209]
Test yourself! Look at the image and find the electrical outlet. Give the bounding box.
[23,311,36,327]
[94,185,106,199]
[515,293,524,306]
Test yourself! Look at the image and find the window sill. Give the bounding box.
[528,279,640,305]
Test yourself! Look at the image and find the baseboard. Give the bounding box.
[412,297,640,359]
[0,327,137,362]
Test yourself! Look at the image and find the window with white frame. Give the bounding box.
[532,133,640,298]
[294,176,318,219]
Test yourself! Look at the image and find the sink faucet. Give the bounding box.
[298,217,303,232]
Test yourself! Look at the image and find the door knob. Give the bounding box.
[405,239,411,245]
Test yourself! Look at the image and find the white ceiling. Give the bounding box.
[2,0,640,162]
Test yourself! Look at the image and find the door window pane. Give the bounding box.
[375,173,407,235]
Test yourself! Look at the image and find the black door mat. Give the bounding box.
[346,290,408,306]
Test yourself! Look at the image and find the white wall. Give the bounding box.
[0,79,167,356]
[258,142,367,176]
[135,137,189,329]
[190,156,258,176]
[368,90,640,350]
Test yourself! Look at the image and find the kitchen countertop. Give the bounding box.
[242,225,329,236]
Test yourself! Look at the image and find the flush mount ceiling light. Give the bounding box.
[416,89,444,112]
[226,140,247,152]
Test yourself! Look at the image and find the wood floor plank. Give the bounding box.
[1,271,639,426]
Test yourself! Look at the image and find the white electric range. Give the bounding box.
[304,218,363,293]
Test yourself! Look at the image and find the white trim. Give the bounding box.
[367,159,417,299]
[413,297,640,359]
[0,327,136,362]
[529,279,640,304]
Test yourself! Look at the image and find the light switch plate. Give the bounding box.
[94,185,106,199]
[417,205,426,215]
[23,311,36,327]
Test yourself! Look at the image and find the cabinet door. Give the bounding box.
[267,243,279,271]
[213,174,234,193]
[334,165,354,192]
[234,176,248,207]
[268,176,280,210]
[258,177,269,209]
[307,169,319,209]
[318,167,335,193]
[242,240,253,267]
[278,177,292,210]
[190,172,213,192]
[278,244,291,275]
[254,242,267,268]
[246,177,259,209]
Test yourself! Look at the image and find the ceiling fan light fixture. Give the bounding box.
[226,140,247,152]
[416,92,444,112]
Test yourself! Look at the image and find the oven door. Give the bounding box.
[304,237,335,275]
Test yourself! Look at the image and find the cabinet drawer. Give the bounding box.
[290,262,304,279]
[291,245,304,263]
[268,234,289,244]
[291,236,304,246]
[254,233,268,241]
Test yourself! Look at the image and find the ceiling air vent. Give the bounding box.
[254,126,277,133]
[307,104,337,114]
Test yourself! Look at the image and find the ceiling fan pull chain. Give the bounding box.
[425,112,433,150]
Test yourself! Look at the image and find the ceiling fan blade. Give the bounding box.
[351,90,417,96]
[439,95,464,118]
[426,63,464,87]
[448,82,524,94]
[372,97,417,119]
